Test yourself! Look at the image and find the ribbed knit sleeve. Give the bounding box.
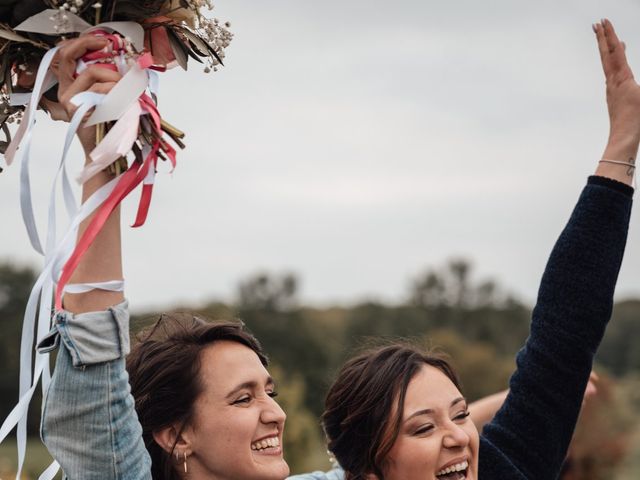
[478,176,633,480]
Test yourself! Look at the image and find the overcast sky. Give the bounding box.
[2,0,640,312]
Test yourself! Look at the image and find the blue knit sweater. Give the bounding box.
[478,176,633,479]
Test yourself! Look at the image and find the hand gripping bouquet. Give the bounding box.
[0,2,232,478]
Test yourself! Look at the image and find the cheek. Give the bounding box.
[469,426,480,458]
[195,405,259,451]
[386,436,441,478]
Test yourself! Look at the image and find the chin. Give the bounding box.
[255,459,290,480]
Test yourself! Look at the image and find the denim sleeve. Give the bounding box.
[39,301,152,480]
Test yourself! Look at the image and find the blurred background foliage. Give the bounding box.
[1,259,640,478]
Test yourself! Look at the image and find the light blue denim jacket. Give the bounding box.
[39,301,343,480]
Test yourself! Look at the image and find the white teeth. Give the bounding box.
[251,436,280,451]
[436,460,469,476]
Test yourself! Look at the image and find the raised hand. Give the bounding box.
[44,35,122,151]
[594,19,639,184]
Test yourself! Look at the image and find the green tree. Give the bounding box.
[0,261,40,435]
[597,300,640,376]
[268,364,329,474]
[237,272,298,312]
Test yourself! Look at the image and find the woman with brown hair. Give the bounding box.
[40,17,635,480]
[301,19,637,480]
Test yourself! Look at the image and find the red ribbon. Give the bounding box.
[55,34,180,308]
[55,98,179,307]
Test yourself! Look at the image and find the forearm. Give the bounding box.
[64,128,124,313]
[481,177,633,479]
[469,389,508,432]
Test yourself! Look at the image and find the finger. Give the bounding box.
[594,22,610,75]
[55,36,110,89]
[603,19,634,80]
[88,81,118,95]
[602,18,621,54]
[58,66,121,105]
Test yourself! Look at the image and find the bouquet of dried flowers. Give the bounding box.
[0,0,232,157]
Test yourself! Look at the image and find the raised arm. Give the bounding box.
[479,19,636,480]
[47,35,125,313]
[39,36,151,479]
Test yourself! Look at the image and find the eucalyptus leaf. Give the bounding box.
[167,27,188,70]
[180,27,223,65]
[180,28,209,57]
[0,25,45,46]
[185,46,203,63]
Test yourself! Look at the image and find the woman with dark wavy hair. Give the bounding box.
[306,19,637,480]
[38,17,636,480]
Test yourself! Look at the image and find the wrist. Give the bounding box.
[77,125,97,160]
[598,133,638,186]
[604,131,640,158]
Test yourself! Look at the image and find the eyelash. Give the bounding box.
[455,410,470,421]
[232,391,279,405]
[415,425,434,435]
[413,410,469,435]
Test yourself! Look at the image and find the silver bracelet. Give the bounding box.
[599,158,636,168]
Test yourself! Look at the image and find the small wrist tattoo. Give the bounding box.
[627,157,636,177]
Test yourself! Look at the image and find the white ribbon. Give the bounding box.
[64,280,125,294]
[2,88,136,480]
[86,62,149,126]
[0,175,118,476]
[79,100,142,184]
[1,16,158,480]
[7,47,60,254]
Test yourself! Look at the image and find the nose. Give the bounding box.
[260,394,287,426]
[442,422,470,449]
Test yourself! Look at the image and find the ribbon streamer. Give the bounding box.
[1,21,181,480]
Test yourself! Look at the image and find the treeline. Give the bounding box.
[131,260,640,475]
[2,260,640,477]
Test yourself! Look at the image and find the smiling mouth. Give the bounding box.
[251,436,281,452]
[436,460,469,480]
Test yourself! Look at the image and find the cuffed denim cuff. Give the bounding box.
[37,300,130,367]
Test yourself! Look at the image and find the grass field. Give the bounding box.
[0,438,60,480]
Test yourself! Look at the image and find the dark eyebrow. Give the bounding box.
[225,376,275,400]
[405,396,467,422]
